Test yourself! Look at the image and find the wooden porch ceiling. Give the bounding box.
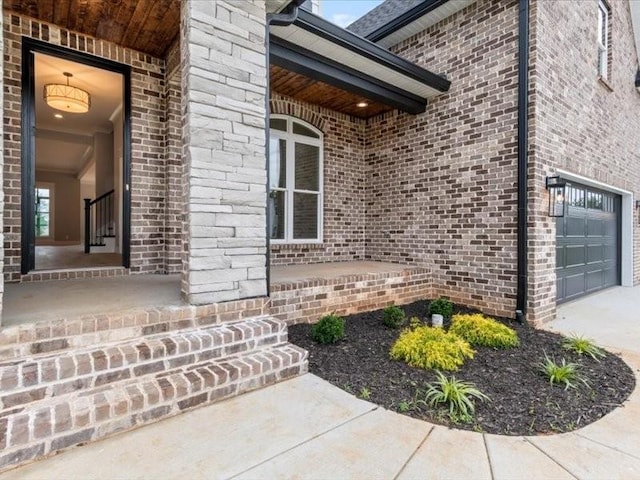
[270,65,394,119]
[5,0,180,58]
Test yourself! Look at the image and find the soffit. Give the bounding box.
[270,22,445,99]
[270,65,393,118]
[5,0,180,58]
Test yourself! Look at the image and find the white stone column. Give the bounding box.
[0,11,5,324]
[181,0,268,304]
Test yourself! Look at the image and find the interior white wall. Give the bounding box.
[111,106,123,253]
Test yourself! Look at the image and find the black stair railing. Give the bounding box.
[84,189,115,253]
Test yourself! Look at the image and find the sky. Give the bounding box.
[319,0,384,28]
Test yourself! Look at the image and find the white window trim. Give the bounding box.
[597,0,609,79]
[35,182,55,240]
[269,115,324,244]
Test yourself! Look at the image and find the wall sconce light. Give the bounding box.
[546,175,567,217]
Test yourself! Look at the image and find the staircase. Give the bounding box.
[0,316,308,472]
[84,190,116,254]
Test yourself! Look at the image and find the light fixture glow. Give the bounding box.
[54,113,63,119]
[356,101,368,108]
[44,72,90,113]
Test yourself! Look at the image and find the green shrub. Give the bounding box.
[420,371,489,423]
[537,353,587,390]
[409,317,424,329]
[562,334,605,361]
[311,314,345,344]
[390,326,475,371]
[383,305,406,329]
[428,297,454,319]
[449,313,519,348]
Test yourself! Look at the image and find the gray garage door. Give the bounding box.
[556,183,620,303]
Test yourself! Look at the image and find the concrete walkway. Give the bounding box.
[3,287,640,479]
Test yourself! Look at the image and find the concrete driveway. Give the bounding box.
[3,287,640,480]
[552,286,640,352]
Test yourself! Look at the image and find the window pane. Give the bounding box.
[270,118,286,131]
[293,193,318,239]
[292,121,319,138]
[295,143,319,191]
[268,190,286,240]
[269,138,286,189]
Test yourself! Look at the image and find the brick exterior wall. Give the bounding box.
[0,11,3,324]
[527,0,640,323]
[269,94,367,266]
[364,0,520,318]
[2,13,173,281]
[180,0,268,304]
[270,266,431,324]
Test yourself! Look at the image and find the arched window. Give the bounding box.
[269,115,323,243]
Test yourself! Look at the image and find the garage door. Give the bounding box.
[556,183,620,303]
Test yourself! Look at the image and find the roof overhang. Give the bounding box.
[365,0,476,48]
[269,9,450,115]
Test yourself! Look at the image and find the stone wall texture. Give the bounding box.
[180,0,268,304]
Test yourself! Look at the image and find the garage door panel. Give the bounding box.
[556,246,564,268]
[604,267,617,286]
[586,218,604,236]
[556,183,620,303]
[564,273,586,298]
[604,244,616,261]
[586,270,604,291]
[566,217,585,236]
[565,245,585,267]
[587,244,603,263]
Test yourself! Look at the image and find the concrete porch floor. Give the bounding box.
[270,260,413,283]
[3,287,640,479]
[2,274,183,327]
[1,261,413,328]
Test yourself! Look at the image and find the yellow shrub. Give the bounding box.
[449,313,519,348]
[390,326,475,371]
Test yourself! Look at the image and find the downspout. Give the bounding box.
[265,1,303,296]
[515,0,530,324]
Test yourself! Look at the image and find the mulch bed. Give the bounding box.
[288,300,636,435]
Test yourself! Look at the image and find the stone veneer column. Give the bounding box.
[181,0,268,304]
[0,11,4,325]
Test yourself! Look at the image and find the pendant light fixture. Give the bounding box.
[44,72,91,113]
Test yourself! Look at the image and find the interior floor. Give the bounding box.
[35,244,122,270]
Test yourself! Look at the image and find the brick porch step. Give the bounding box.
[0,317,308,472]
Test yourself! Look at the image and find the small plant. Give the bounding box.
[419,372,489,423]
[562,334,606,361]
[428,297,454,319]
[449,313,519,348]
[409,317,424,329]
[359,387,371,400]
[311,314,345,344]
[537,353,588,390]
[397,400,411,413]
[390,326,475,371]
[382,305,406,329]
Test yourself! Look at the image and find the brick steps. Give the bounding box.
[0,316,285,408]
[0,317,308,472]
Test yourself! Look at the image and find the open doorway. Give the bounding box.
[21,39,131,273]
